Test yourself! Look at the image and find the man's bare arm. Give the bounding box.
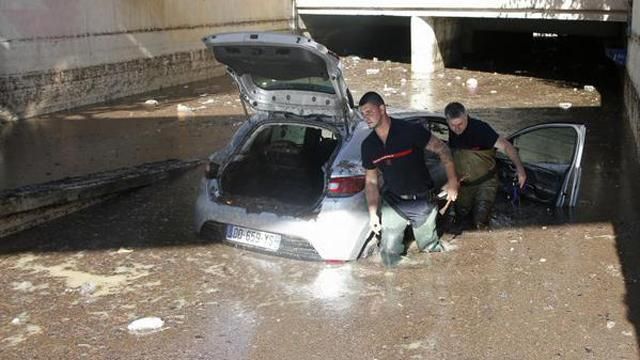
[494,136,527,188]
[365,169,380,214]
[426,136,459,200]
[364,169,381,234]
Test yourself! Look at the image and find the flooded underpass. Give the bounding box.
[1,30,639,359]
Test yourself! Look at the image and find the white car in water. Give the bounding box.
[194,32,586,262]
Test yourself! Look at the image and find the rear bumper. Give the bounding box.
[200,221,323,261]
[194,179,370,261]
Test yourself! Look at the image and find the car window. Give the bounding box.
[427,121,449,141]
[270,125,305,144]
[253,75,335,94]
[267,125,336,145]
[511,127,577,166]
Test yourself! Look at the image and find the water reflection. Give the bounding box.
[309,264,356,301]
[203,300,258,358]
[409,76,434,111]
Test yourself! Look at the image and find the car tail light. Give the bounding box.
[204,162,220,179]
[324,260,345,265]
[327,176,365,196]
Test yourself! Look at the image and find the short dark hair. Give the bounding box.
[358,91,385,107]
[444,102,467,120]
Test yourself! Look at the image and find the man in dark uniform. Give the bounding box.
[444,102,527,229]
[360,92,459,267]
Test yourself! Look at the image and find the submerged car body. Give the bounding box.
[194,32,586,262]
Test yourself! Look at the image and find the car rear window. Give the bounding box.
[253,75,335,94]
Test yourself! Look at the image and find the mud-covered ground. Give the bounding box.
[1,54,639,359]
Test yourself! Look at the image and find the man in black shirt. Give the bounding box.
[444,102,526,229]
[360,92,459,267]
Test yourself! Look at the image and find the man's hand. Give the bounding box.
[516,168,527,189]
[426,136,460,202]
[495,136,527,189]
[370,214,381,235]
[445,179,459,201]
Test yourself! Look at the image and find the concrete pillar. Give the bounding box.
[411,16,442,77]
[625,0,640,158]
[411,16,462,78]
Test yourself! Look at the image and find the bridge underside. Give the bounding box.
[296,0,628,22]
[299,14,626,75]
[298,8,627,22]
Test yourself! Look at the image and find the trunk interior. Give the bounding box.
[220,123,339,214]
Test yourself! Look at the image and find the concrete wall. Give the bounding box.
[626,0,640,157]
[0,0,293,119]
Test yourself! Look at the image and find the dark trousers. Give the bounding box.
[455,176,498,228]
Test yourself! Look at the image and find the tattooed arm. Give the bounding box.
[426,136,459,201]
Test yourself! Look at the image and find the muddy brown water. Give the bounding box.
[0,57,639,359]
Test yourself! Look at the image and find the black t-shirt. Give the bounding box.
[361,118,433,195]
[449,117,499,150]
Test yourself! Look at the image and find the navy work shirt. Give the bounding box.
[361,118,433,196]
[449,117,499,150]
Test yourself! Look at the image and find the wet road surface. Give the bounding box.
[1,55,639,359]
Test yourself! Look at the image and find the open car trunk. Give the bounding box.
[219,122,340,215]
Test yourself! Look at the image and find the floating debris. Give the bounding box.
[558,102,573,110]
[11,312,29,326]
[176,104,193,113]
[143,99,158,106]
[466,78,478,89]
[584,85,596,92]
[383,84,398,93]
[366,68,380,75]
[606,320,616,329]
[128,317,164,334]
[79,282,96,296]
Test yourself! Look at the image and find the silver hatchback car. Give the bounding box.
[194,32,586,262]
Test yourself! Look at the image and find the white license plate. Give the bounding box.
[225,225,282,251]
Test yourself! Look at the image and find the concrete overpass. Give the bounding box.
[296,0,629,74]
[296,0,629,21]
